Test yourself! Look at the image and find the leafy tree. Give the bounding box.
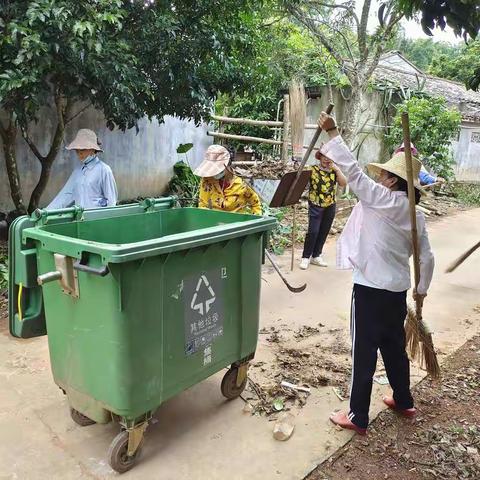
[386,97,461,179]
[395,37,456,72]
[394,0,479,39]
[0,0,263,213]
[283,1,405,145]
[394,0,479,89]
[428,40,480,84]
[216,19,346,151]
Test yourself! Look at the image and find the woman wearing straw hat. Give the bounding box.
[194,145,262,215]
[47,129,117,210]
[316,112,435,435]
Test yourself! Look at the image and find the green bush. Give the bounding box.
[386,97,462,180]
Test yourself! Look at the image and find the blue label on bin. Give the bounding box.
[184,268,225,356]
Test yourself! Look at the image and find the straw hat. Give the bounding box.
[66,129,103,151]
[193,144,230,178]
[367,152,425,194]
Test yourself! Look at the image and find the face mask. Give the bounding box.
[213,170,225,180]
[83,154,96,164]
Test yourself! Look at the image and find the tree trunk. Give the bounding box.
[27,93,70,212]
[341,85,363,148]
[0,118,27,215]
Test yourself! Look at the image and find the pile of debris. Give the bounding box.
[244,325,351,415]
[236,159,294,180]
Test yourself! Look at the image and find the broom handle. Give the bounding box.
[284,103,334,204]
[401,113,421,312]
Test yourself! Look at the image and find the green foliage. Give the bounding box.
[216,20,346,153]
[396,37,456,72]
[0,248,7,290]
[167,160,200,207]
[428,40,480,85]
[0,0,264,129]
[451,183,480,207]
[395,0,479,40]
[386,97,461,180]
[394,0,479,90]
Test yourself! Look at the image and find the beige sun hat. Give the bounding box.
[66,129,103,152]
[193,144,230,178]
[366,152,425,195]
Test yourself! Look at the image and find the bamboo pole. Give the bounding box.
[291,204,296,271]
[207,131,282,145]
[212,115,283,127]
[281,94,290,163]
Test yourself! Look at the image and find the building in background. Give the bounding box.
[303,52,480,182]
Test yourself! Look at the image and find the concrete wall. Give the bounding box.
[304,87,387,168]
[0,105,211,211]
[306,89,480,182]
[452,122,480,182]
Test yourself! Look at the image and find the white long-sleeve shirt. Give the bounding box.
[322,136,434,295]
[47,156,118,210]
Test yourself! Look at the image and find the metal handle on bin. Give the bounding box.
[38,271,62,285]
[73,255,109,277]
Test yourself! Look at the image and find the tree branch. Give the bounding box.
[287,4,346,69]
[358,0,372,59]
[65,102,91,125]
[0,119,7,143]
[21,128,45,162]
[307,1,360,27]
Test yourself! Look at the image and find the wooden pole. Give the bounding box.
[402,113,420,294]
[291,204,296,271]
[284,103,334,205]
[207,131,282,145]
[212,115,283,127]
[281,94,290,163]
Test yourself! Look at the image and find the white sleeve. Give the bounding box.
[322,136,399,212]
[416,213,435,295]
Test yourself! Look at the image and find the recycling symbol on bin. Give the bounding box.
[190,275,216,316]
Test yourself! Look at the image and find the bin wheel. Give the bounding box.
[70,408,96,427]
[221,367,247,400]
[108,430,143,474]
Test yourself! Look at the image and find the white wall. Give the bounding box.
[0,106,211,211]
[452,122,480,182]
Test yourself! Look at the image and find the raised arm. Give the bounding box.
[318,113,398,210]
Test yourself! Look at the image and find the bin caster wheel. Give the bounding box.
[108,430,143,474]
[221,367,247,400]
[70,408,96,427]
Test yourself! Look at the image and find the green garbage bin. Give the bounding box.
[9,197,275,473]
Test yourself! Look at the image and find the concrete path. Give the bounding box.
[1,208,479,480]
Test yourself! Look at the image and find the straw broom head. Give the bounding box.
[405,305,441,380]
[289,79,306,161]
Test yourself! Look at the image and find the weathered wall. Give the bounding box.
[304,88,387,168]
[0,106,211,211]
[306,90,480,182]
[452,122,480,182]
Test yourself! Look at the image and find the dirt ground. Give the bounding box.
[308,334,480,480]
[0,207,479,479]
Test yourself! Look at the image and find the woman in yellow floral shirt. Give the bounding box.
[194,144,262,215]
[300,149,347,270]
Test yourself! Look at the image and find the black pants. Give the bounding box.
[302,202,336,259]
[349,284,413,429]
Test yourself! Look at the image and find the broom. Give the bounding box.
[402,112,441,379]
[289,79,306,270]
